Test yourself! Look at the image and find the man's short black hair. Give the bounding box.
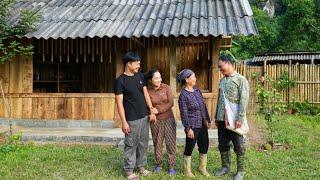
[219,55,233,64]
[123,52,141,65]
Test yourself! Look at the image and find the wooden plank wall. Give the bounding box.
[81,60,115,93]
[0,55,33,94]
[0,37,217,121]
[176,41,211,92]
[0,55,33,118]
[146,45,170,85]
[0,94,115,120]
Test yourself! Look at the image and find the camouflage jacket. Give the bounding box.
[215,72,249,123]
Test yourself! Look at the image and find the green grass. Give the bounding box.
[0,115,319,179]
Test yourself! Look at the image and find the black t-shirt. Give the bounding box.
[114,73,149,121]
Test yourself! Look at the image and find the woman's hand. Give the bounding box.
[215,121,219,128]
[205,121,211,128]
[149,114,157,124]
[187,129,194,139]
[150,107,159,115]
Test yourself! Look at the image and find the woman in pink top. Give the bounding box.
[145,69,177,175]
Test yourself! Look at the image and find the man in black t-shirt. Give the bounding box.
[114,52,157,180]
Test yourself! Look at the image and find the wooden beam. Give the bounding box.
[169,38,177,93]
[210,36,222,120]
[113,39,124,127]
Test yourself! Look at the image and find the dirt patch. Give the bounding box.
[247,115,266,147]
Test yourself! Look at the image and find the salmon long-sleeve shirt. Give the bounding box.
[147,83,175,120]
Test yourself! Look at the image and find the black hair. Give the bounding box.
[179,79,188,87]
[123,52,141,65]
[219,55,233,64]
[144,69,160,82]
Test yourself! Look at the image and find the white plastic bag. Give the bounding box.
[222,90,249,135]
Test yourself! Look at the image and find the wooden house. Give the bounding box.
[0,0,258,126]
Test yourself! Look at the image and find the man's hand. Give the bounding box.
[187,129,194,139]
[215,121,219,128]
[205,121,211,128]
[150,107,159,115]
[236,121,242,129]
[122,121,131,134]
[149,114,157,124]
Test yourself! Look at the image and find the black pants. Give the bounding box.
[217,121,245,156]
[184,126,209,156]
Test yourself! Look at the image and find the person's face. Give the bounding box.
[150,71,162,88]
[218,60,232,76]
[186,73,196,87]
[127,60,140,73]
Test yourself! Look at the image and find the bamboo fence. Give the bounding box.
[234,62,320,114]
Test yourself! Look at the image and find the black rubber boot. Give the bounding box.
[233,155,245,180]
[215,151,230,176]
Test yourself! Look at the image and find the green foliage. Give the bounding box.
[233,0,320,59]
[219,49,238,62]
[277,0,320,51]
[0,0,40,63]
[274,71,296,91]
[252,71,297,145]
[231,7,280,59]
[0,132,22,154]
[289,101,320,115]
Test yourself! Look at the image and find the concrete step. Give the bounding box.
[0,119,219,146]
[1,126,218,146]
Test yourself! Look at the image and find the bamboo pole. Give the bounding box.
[59,38,62,62]
[42,39,45,62]
[315,65,320,102]
[298,64,300,101]
[84,38,87,63]
[105,38,107,63]
[100,38,103,63]
[92,38,95,62]
[312,64,315,103]
[51,39,54,62]
[307,64,310,102]
[316,65,320,102]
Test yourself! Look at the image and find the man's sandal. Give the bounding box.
[127,173,139,180]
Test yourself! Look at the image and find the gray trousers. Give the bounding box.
[124,116,150,173]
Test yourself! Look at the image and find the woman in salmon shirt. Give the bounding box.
[145,69,177,175]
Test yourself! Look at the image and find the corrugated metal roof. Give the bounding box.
[11,0,258,39]
[251,52,320,62]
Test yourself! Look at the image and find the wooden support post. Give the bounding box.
[243,61,246,78]
[263,60,267,75]
[210,36,221,119]
[169,38,177,94]
[113,39,124,127]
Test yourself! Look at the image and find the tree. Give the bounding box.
[231,7,280,59]
[0,0,40,136]
[232,0,320,59]
[277,0,320,51]
[0,0,40,64]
